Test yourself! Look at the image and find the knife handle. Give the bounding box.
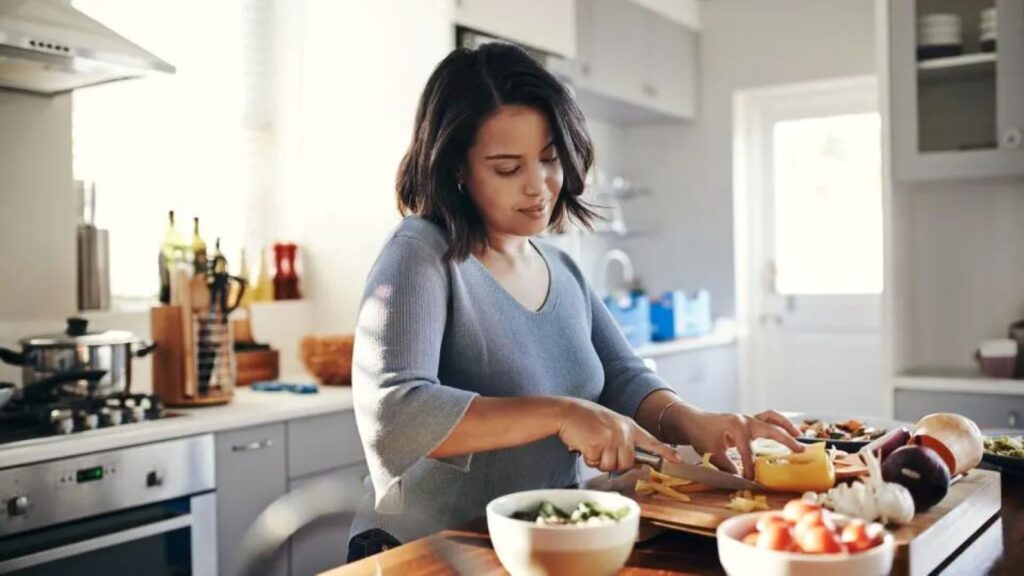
[634,450,661,468]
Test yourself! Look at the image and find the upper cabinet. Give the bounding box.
[453,0,577,58]
[555,0,698,123]
[889,0,1024,181]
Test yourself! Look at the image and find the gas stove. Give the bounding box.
[0,393,174,445]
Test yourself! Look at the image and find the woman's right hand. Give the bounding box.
[557,398,682,472]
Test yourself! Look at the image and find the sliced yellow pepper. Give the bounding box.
[753,441,835,493]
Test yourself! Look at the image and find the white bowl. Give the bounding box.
[486,489,639,576]
[717,512,895,576]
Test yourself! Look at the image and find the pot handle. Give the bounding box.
[132,340,158,358]
[0,347,26,366]
[24,369,108,402]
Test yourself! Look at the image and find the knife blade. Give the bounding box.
[634,447,764,492]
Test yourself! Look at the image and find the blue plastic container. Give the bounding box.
[649,290,712,341]
[603,292,652,348]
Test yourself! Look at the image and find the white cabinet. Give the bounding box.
[454,0,577,58]
[215,411,367,575]
[895,389,1024,429]
[288,463,369,576]
[216,423,289,576]
[888,0,1024,181]
[641,345,739,413]
[563,0,698,122]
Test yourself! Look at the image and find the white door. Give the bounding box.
[734,76,886,418]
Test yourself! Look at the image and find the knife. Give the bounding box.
[633,446,764,492]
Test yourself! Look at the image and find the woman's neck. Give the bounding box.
[477,230,533,260]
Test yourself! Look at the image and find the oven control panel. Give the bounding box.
[0,435,214,537]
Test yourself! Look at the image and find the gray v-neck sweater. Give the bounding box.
[350,216,671,542]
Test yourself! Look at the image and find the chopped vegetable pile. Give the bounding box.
[984,435,1024,458]
[799,419,886,442]
[512,500,630,526]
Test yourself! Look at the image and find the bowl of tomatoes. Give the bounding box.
[716,499,895,576]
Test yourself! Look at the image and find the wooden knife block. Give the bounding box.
[151,305,234,407]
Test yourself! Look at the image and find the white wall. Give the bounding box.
[619,0,876,317]
[272,0,455,334]
[0,91,75,323]
[901,180,1024,372]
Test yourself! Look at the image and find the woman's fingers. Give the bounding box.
[617,445,635,472]
[726,426,755,480]
[756,410,802,440]
[754,419,807,453]
[599,448,618,472]
[710,449,739,475]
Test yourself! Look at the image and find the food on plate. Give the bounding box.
[754,441,836,492]
[738,498,885,554]
[859,427,912,461]
[984,435,1024,458]
[634,468,713,503]
[806,447,915,524]
[799,419,887,442]
[910,413,984,476]
[511,500,629,526]
[881,445,950,512]
[727,490,770,512]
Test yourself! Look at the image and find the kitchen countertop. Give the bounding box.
[633,321,737,359]
[0,386,354,470]
[895,372,1024,397]
[324,470,1022,575]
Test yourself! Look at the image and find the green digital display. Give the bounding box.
[76,466,104,483]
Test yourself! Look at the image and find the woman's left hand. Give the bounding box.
[664,407,806,480]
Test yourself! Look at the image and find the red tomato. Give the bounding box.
[756,513,789,533]
[793,509,835,541]
[798,525,843,554]
[783,500,821,524]
[842,520,882,553]
[757,523,796,552]
[742,531,760,546]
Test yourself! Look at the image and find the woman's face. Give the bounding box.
[463,104,563,239]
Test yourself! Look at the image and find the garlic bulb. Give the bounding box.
[806,448,915,525]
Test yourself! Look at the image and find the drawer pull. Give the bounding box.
[232,438,274,453]
[1010,411,1020,429]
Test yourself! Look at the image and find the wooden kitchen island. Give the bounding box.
[323,470,1022,575]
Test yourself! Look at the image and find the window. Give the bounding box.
[772,112,883,295]
[72,0,275,298]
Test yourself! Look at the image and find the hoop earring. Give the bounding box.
[457,182,467,195]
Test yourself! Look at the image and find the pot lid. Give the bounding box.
[19,317,142,347]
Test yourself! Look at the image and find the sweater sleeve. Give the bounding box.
[352,235,478,514]
[589,284,674,418]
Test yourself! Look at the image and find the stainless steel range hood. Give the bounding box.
[0,0,174,95]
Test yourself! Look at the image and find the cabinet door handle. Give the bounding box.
[1002,128,1022,150]
[232,438,274,452]
[1009,411,1020,429]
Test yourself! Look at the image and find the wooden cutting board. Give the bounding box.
[621,468,1001,576]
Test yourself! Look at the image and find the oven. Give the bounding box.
[0,435,216,575]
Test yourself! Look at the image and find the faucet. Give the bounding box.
[594,249,635,297]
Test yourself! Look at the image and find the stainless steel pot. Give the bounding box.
[0,318,155,400]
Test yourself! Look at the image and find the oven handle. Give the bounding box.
[0,513,192,572]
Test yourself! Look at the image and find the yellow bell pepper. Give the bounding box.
[754,441,835,492]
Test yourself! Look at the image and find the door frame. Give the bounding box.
[732,74,889,415]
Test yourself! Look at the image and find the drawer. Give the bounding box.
[895,390,1024,429]
[287,410,365,479]
[215,423,288,576]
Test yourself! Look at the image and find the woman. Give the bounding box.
[348,43,803,561]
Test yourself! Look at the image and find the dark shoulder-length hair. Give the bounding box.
[397,42,597,261]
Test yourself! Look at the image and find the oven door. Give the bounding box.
[0,492,216,576]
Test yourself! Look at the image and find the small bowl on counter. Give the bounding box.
[717,509,895,576]
[486,488,640,576]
